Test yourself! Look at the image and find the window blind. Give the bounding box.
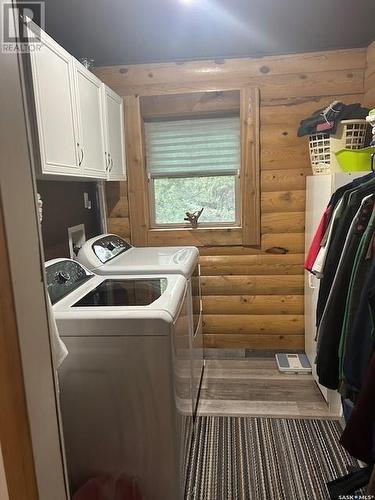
[144,116,240,178]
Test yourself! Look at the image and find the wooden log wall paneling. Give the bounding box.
[365,41,375,107]
[105,181,131,239]
[199,254,304,276]
[100,47,367,352]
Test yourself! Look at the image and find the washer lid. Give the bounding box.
[91,234,133,263]
[71,278,168,307]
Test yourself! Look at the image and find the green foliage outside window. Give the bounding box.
[153,175,236,225]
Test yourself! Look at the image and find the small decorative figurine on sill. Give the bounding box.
[184,208,204,229]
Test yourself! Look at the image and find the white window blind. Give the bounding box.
[144,116,240,178]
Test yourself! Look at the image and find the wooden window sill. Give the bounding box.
[146,226,243,246]
[149,226,242,232]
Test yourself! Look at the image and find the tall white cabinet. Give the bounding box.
[28,25,126,181]
[305,172,366,415]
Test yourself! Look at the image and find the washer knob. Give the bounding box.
[55,271,70,284]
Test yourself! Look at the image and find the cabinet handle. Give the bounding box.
[105,152,109,171]
[110,157,114,172]
[107,152,111,172]
[78,144,84,166]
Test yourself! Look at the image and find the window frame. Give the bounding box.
[124,88,260,247]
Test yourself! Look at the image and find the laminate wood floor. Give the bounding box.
[197,358,334,419]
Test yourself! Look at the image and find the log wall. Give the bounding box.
[100,48,366,352]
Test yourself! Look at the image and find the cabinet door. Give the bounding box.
[103,87,126,180]
[74,63,106,179]
[30,30,80,175]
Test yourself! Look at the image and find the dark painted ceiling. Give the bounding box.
[43,0,375,66]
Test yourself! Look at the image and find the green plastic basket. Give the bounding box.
[335,147,374,172]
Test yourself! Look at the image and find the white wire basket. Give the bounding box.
[308,119,368,175]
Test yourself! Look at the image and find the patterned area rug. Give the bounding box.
[185,417,359,500]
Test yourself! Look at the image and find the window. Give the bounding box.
[124,89,260,247]
[144,116,241,227]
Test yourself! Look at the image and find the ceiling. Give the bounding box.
[43,0,375,67]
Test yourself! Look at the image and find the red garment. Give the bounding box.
[73,473,143,500]
[72,476,109,500]
[304,205,332,272]
[340,352,375,463]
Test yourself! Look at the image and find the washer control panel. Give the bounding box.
[92,235,132,264]
[46,260,93,305]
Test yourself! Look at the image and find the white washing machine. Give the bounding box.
[46,258,192,500]
[78,234,204,415]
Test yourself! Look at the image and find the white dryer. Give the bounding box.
[78,234,204,414]
[46,258,192,500]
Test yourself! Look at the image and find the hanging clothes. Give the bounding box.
[339,212,375,397]
[305,171,375,478]
[304,172,375,392]
[304,172,375,275]
[341,256,375,399]
[316,196,375,389]
[316,175,375,327]
[340,351,375,463]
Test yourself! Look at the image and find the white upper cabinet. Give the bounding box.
[28,23,125,181]
[30,29,81,176]
[74,62,107,179]
[103,86,127,181]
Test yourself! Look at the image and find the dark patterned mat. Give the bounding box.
[185,417,359,499]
